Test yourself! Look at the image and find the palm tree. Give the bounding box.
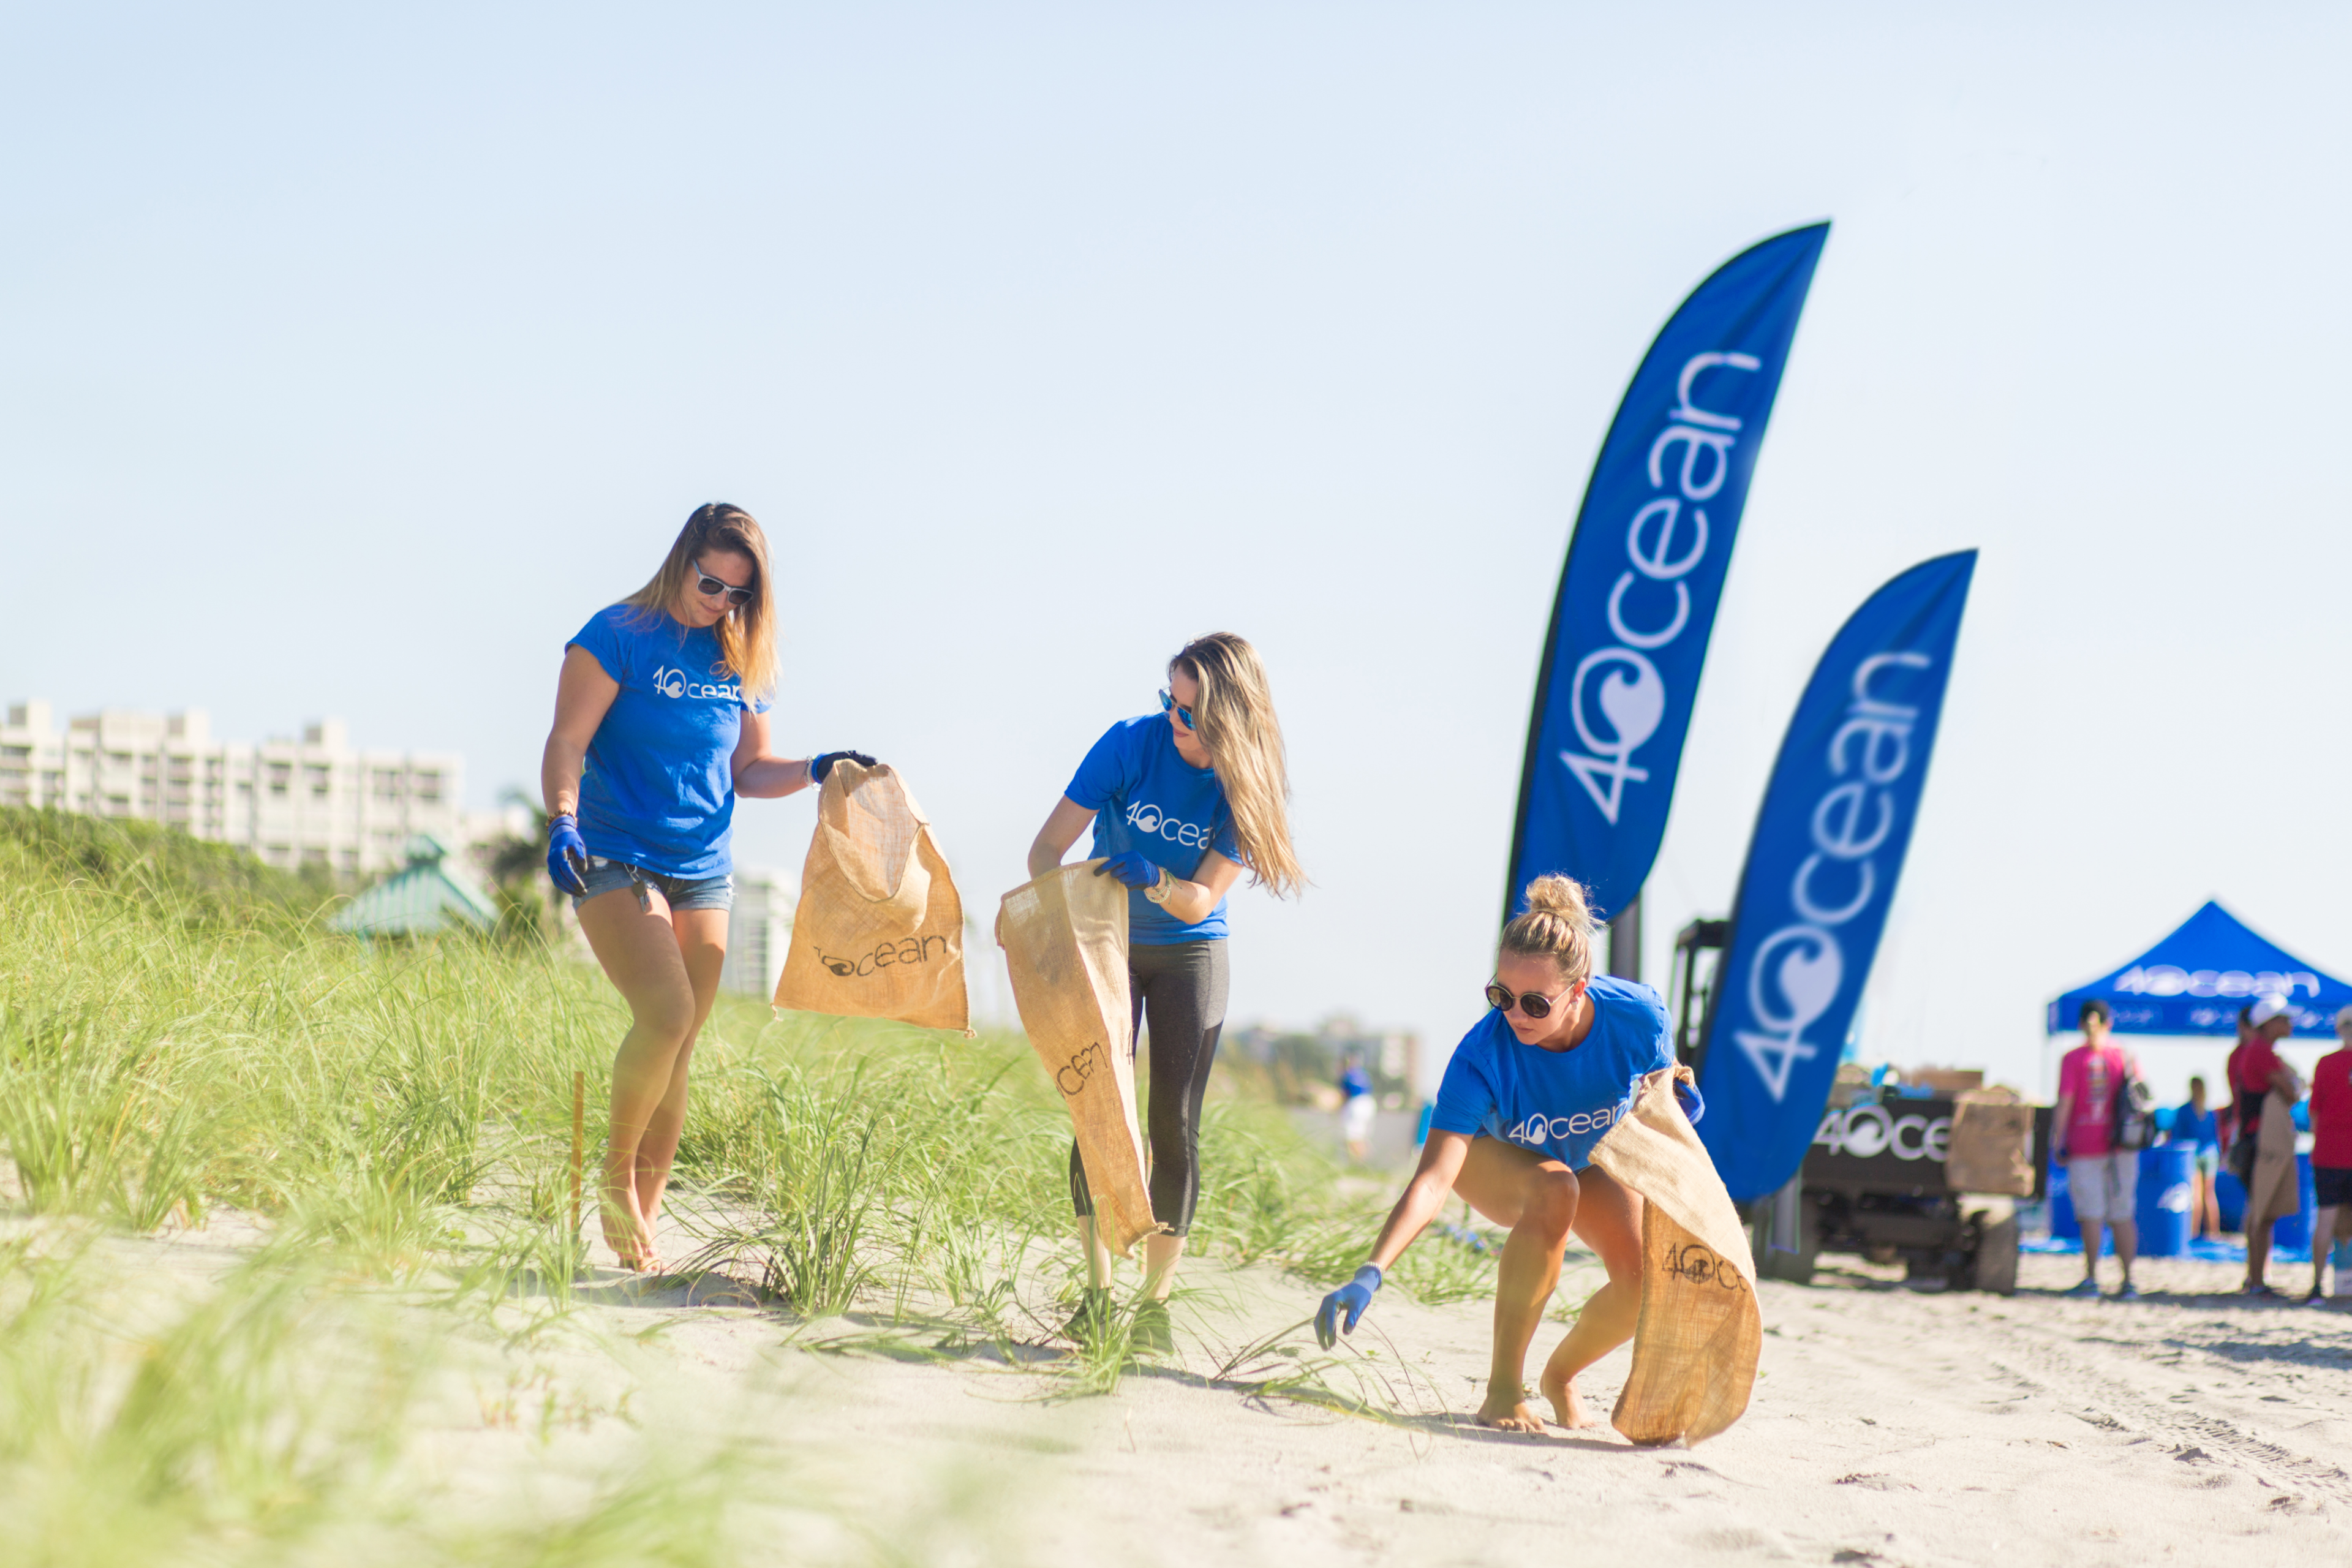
[480,788,557,944]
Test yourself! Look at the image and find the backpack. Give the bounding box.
[2111,1053,2157,1151]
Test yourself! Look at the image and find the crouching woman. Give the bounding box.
[1313,875,1683,1433]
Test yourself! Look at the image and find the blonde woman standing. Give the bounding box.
[1313,876,1687,1433]
[1026,633,1305,1348]
[541,503,874,1272]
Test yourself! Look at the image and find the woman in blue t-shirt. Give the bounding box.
[541,502,873,1272]
[2169,1075,2222,1240]
[1026,632,1305,1346]
[1311,875,1678,1434]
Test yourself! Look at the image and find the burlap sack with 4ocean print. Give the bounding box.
[772,761,971,1035]
[995,861,1159,1257]
[1586,1064,1762,1447]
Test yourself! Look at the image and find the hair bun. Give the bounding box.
[1522,875,1594,927]
[1499,875,1599,984]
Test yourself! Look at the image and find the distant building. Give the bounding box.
[1,699,469,878]
[328,835,500,938]
[719,870,794,998]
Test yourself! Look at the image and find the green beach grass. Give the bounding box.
[0,808,1498,1562]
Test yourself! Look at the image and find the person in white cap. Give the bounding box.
[2307,1007,2352,1301]
[2236,994,2306,1297]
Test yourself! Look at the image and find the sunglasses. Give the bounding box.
[1158,689,1197,730]
[692,560,755,607]
[1485,979,1579,1020]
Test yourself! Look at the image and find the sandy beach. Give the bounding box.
[60,1205,2344,1567]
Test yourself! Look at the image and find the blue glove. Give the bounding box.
[1675,1077,1706,1125]
[546,813,589,895]
[1095,851,1159,889]
[810,750,876,785]
[1314,1264,1383,1349]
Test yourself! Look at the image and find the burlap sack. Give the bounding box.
[2248,1090,2301,1223]
[995,862,1157,1257]
[1945,1094,2036,1196]
[773,761,969,1033]
[1586,1065,1760,1447]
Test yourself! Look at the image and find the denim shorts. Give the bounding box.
[571,858,734,913]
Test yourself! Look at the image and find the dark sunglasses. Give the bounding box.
[1158,688,1197,730]
[692,559,755,606]
[1485,979,1578,1019]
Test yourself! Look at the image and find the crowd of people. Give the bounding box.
[541,498,2341,1446]
[2054,995,2352,1302]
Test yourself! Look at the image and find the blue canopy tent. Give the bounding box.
[2046,900,2352,1037]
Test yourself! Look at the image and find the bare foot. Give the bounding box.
[600,1186,655,1271]
[1539,1366,1595,1428]
[1474,1389,1551,1434]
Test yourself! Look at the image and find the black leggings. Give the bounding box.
[1069,938,1229,1237]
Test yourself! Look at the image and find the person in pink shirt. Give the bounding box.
[2307,1008,2352,1302]
[2053,1000,2143,1300]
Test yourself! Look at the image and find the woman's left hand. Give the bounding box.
[810,750,876,783]
[1095,851,1160,889]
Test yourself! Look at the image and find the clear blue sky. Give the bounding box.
[7,4,2351,1095]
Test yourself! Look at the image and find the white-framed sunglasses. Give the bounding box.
[692,559,755,606]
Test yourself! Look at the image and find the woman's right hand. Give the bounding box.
[547,813,589,895]
[1314,1265,1384,1349]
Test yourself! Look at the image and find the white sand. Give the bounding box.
[51,1210,2352,1565]
[533,1216,2351,1566]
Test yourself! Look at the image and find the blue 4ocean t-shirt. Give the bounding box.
[1429,976,1675,1170]
[1065,714,1241,944]
[568,605,771,878]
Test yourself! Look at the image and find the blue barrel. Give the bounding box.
[2272,1154,2318,1252]
[2135,1144,2194,1257]
[2216,1166,2247,1232]
[2047,1162,2076,1240]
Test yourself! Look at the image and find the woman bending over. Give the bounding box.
[1313,875,1682,1432]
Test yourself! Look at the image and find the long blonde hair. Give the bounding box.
[1499,875,1598,986]
[622,503,780,698]
[1174,633,1305,898]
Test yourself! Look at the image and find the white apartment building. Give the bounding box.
[719,870,795,998]
[1,699,466,878]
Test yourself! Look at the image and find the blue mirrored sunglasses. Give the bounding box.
[1158,688,1196,730]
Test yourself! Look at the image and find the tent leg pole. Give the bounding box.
[1608,897,1642,984]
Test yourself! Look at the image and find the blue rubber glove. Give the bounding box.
[810,750,876,785]
[1675,1077,1706,1125]
[1095,851,1159,889]
[546,813,589,895]
[1314,1264,1383,1349]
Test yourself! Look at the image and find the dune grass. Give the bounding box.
[0,826,1496,1561]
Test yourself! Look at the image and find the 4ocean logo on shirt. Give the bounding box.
[1123,798,1216,850]
[650,665,744,703]
[1506,1089,1636,1148]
